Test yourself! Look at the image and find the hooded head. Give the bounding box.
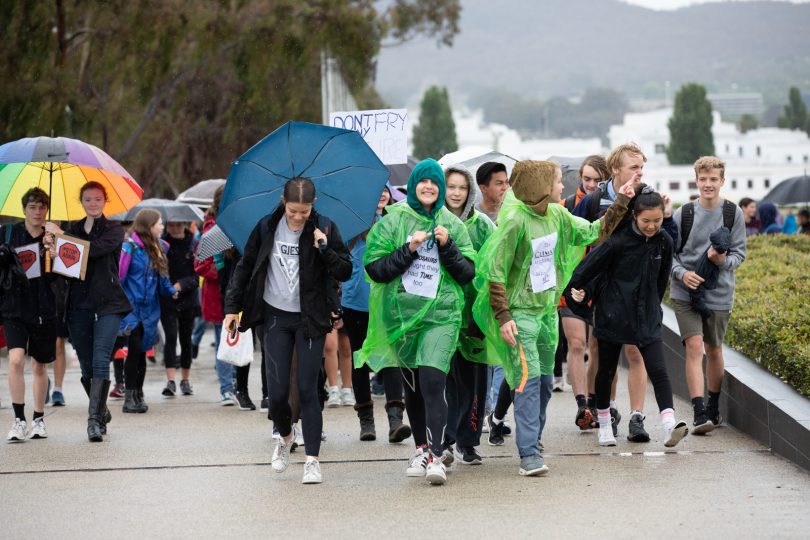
[407,158,446,218]
[758,202,779,230]
[509,160,559,216]
[443,165,479,221]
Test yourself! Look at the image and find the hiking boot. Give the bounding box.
[122,390,146,413]
[135,389,148,412]
[487,413,505,446]
[519,454,549,477]
[234,390,256,411]
[664,421,689,447]
[454,444,483,465]
[598,423,616,446]
[425,454,447,485]
[575,406,597,430]
[406,447,429,477]
[30,417,48,439]
[627,413,651,442]
[162,380,176,398]
[109,383,125,400]
[692,413,716,435]
[302,459,322,484]
[179,380,194,396]
[355,402,376,441]
[7,418,28,442]
[385,400,411,443]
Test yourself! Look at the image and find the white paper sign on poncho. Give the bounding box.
[14,243,41,280]
[530,232,558,293]
[401,236,440,299]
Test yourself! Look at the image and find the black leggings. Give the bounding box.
[402,366,447,456]
[342,307,403,404]
[446,351,487,447]
[596,339,673,411]
[493,377,513,419]
[263,304,325,457]
[161,308,195,370]
[123,324,147,391]
[554,316,566,378]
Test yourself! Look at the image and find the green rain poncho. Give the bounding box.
[355,161,475,374]
[473,183,601,390]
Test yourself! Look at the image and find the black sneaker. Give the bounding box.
[234,390,256,411]
[487,413,505,446]
[575,406,597,430]
[502,423,512,436]
[179,379,194,396]
[692,412,716,435]
[705,406,723,427]
[610,408,619,437]
[191,344,199,359]
[454,444,483,465]
[260,396,269,412]
[162,380,176,398]
[627,413,651,442]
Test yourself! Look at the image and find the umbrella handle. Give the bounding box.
[45,250,51,273]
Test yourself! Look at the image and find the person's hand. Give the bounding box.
[44,222,63,236]
[499,320,518,346]
[682,271,705,290]
[223,314,240,335]
[173,282,181,292]
[618,182,635,198]
[313,228,327,248]
[661,193,672,218]
[570,288,586,303]
[408,231,432,253]
[707,246,726,266]
[331,312,344,330]
[433,226,449,247]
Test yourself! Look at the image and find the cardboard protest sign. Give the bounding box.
[52,234,90,280]
[329,108,408,165]
[14,243,41,280]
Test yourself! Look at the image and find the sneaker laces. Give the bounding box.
[304,460,319,476]
[409,448,427,467]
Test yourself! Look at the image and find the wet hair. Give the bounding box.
[131,208,169,275]
[208,185,225,218]
[578,155,609,182]
[21,187,50,210]
[80,181,108,201]
[607,143,646,174]
[476,162,507,186]
[283,177,316,204]
[631,184,665,215]
[798,208,810,221]
[739,197,756,209]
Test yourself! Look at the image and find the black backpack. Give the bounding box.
[563,193,577,213]
[677,200,737,254]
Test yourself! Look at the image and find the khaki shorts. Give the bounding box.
[671,298,731,347]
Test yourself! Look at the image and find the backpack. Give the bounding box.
[563,193,577,212]
[677,200,736,254]
[588,182,608,221]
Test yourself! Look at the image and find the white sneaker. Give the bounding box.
[221,391,237,406]
[30,417,48,439]
[341,388,356,407]
[425,454,447,485]
[302,459,322,484]
[271,432,294,473]
[7,418,28,442]
[405,447,429,477]
[598,424,616,446]
[326,388,341,408]
[664,421,689,448]
[293,423,304,451]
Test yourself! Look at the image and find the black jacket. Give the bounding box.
[568,223,673,347]
[160,231,200,314]
[0,223,57,323]
[365,237,475,286]
[64,216,132,317]
[223,206,352,338]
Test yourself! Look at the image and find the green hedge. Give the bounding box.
[725,234,810,397]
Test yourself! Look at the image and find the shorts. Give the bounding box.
[2,318,57,363]
[54,317,70,339]
[671,298,731,347]
[559,305,591,325]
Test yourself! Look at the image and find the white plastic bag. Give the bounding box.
[217,326,254,367]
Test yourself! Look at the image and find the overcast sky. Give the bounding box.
[622,0,809,9]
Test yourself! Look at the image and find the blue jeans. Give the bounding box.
[513,374,553,458]
[67,310,122,380]
[191,317,208,347]
[486,365,505,412]
[212,322,235,394]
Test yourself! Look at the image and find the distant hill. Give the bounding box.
[375,0,810,107]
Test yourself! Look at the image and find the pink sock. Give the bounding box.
[660,408,675,428]
[597,408,611,427]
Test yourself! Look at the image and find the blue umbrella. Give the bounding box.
[218,121,390,252]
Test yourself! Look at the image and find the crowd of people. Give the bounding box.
[0,142,763,486]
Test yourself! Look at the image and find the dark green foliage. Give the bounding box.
[412,86,457,160]
[777,86,809,135]
[739,114,758,133]
[667,83,715,165]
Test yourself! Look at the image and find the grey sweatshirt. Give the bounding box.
[669,201,747,311]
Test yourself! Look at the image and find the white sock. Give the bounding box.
[53,387,62,393]
[609,400,618,410]
[660,408,675,430]
[597,408,611,428]
[306,456,318,463]
[630,410,644,419]
[492,415,503,425]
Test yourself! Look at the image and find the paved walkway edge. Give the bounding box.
[654,305,810,471]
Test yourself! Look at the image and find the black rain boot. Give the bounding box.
[88,379,108,442]
[385,400,412,443]
[81,377,112,433]
[123,390,145,413]
[135,388,149,413]
[354,401,376,441]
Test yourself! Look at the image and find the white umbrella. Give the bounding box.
[176,179,226,208]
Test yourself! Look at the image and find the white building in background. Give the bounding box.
[609,108,810,203]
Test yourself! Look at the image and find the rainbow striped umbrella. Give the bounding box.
[0,136,143,220]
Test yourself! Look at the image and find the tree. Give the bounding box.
[777,86,808,133]
[739,114,758,133]
[412,86,457,159]
[667,83,714,165]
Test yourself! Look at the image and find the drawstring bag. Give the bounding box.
[217,326,254,367]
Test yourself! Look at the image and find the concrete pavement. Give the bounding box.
[1,328,809,539]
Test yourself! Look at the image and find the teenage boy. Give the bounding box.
[1,188,58,442]
[572,143,677,442]
[670,156,746,433]
[475,162,510,224]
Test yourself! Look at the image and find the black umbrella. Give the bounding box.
[111,198,204,223]
[761,175,810,205]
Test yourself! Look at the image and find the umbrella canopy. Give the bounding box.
[218,121,390,252]
[387,155,419,185]
[0,136,142,220]
[548,155,588,199]
[110,198,204,223]
[761,175,810,205]
[195,224,234,262]
[176,178,226,208]
[438,147,517,181]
